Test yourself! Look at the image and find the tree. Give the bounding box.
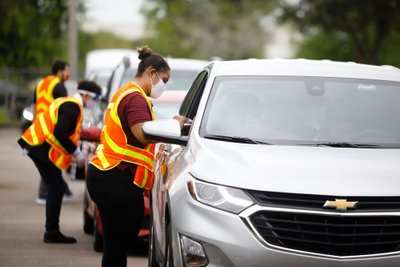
[278,0,400,66]
[140,0,278,59]
[0,0,85,68]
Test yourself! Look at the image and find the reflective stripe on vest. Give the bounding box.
[90,82,156,189]
[35,76,61,115]
[22,97,82,170]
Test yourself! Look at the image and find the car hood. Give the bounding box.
[189,139,400,196]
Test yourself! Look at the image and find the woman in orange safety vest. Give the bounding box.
[86,46,188,267]
[18,80,102,244]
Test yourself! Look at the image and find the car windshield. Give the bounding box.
[121,69,198,91]
[201,76,400,146]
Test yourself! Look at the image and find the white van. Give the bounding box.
[84,49,138,97]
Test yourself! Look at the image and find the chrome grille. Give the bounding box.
[249,211,400,256]
[247,191,400,211]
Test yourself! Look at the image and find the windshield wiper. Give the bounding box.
[204,134,270,144]
[303,142,382,148]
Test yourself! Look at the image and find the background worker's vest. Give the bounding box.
[90,82,156,189]
[35,75,61,115]
[22,97,82,170]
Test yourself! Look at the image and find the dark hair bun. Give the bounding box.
[137,45,153,60]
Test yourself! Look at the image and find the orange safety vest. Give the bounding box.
[35,75,61,115]
[90,82,156,189]
[22,97,82,170]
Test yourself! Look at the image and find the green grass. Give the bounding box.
[0,106,8,123]
[0,106,19,126]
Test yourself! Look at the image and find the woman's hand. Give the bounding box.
[173,115,191,129]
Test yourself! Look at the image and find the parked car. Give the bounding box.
[143,59,400,267]
[21,103,34,133]
[85,48,138,97]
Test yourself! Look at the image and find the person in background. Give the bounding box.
[33,60,77,205]
[18,81,102,243]
[86,46,188,267]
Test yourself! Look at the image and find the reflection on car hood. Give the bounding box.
[190,139,400,196]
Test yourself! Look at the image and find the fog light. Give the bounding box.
[180,235,208,266]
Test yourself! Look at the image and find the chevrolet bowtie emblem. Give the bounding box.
[323,199,358,211]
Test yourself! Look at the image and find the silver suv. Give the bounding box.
[143,59,400,267]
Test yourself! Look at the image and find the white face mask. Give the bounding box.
[150,72,166,99]
[85,98,97,110]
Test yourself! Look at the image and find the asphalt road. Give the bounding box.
[0,127,147,267]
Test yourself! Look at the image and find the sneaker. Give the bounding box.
[36,198,46,205]
[43,231,77,244]
[36,191,79,205]
[63,190,79,203]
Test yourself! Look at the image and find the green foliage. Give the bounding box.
[83,32,135,50]
[0,0,72,67]
[296,31,400,67]
[141,0,278,59]
[0,107,7,123]
[279,0,400,66]
[296,32,355,62]
[379,32,400,67]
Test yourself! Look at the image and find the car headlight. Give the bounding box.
[22,108,34,121]
[187,177,255,214]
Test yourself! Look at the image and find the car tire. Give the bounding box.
[83,209,94,234]
[148,211,159,267]
[75,165,86,180]
[165,222,174,267]
[83,194,94,234]
[93,208,104,252]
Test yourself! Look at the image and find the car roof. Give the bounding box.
[121,57,208,73]
[85,49,138,77]
[209,59,400,82]
[165,58,209,71]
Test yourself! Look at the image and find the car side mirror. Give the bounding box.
[142,119,188,146]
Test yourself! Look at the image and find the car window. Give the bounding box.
[201,76,400,145]
[179,70,209,119]
[153,102,181,119]
[168,70,202,91]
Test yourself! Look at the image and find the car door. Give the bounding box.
[151,69,210,259]
[156,69,210,183]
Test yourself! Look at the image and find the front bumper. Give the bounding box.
[169,187,400,267]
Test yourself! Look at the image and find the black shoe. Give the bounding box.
[43,231,77,244]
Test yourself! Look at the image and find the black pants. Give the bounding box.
[28,152,64,233]
[86,164,144,267]
[38,177,71,199]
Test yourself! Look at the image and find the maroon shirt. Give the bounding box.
[117,92,153,173]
